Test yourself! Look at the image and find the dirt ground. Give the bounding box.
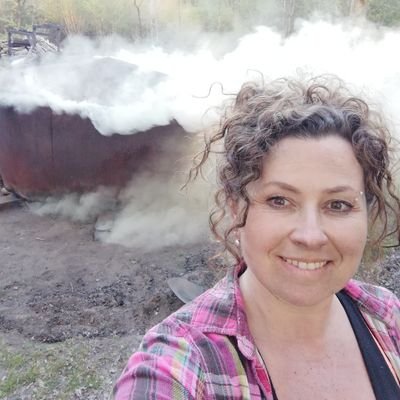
[0,204,220,399]
[0,203,399,399]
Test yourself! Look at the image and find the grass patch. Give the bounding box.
[0,338,106,399]
[0,347,40,397]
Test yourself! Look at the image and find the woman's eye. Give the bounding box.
[328,200,354,212]
[266,196,289,208]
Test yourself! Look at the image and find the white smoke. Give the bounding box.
[1,20,400,136]
[102,173,210,249]
[4,18,400,249]
[30,174,211,251]
[30,187,118,222]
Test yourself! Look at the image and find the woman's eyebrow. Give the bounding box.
[262,181,300,193]
[262,181,360,195]
[323,185,360,195]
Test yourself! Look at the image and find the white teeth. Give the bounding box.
[284,258,327,270]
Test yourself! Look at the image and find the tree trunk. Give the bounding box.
[15,0,27,27]
[148,0,158,42]
[133,0,144,39]
[282,0,296,37]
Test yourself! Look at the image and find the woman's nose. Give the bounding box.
[289,210,328,249]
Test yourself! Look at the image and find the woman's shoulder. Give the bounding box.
[152,270,240,338]
[344,279,400,328]
[131,266,250,375]
[113,270,252,399]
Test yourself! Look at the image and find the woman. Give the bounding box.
[114,76,400,399]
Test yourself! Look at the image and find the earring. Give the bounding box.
[232,228,241,247]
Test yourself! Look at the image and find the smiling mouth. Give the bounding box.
[282,257,329,271]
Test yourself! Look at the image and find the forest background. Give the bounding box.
[1,0,400,44]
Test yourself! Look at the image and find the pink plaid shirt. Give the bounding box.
[113,265,400,399]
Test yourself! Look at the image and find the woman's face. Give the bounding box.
[238,135,368,307]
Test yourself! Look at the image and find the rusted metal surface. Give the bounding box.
[0,106,188,199]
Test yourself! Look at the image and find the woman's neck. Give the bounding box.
[239,268,344,347]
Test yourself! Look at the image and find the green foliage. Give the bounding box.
[193,0,234,31]
[0,0,41,31]
[294,0,344,18]
[233,0,282,30]
[1,0,400,39]
[184,0,284,33]
[367,0,400,27]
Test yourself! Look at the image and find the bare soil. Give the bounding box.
[0,204,220,399]
[0,203,399,399]
[0,205,222,342]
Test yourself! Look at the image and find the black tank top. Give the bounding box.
[268,291,400,400]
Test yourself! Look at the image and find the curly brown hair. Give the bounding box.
[190,75,400,262]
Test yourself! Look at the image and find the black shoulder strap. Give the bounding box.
[337,290,400,400]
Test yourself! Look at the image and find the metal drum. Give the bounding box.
[0,105,187,199]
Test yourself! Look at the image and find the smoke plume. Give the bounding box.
[3,18,400,249]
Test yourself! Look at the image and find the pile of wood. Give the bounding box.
[1,23,62,59]
[29,36,59,56]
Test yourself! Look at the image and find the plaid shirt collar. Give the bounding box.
[186,262,400,359]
